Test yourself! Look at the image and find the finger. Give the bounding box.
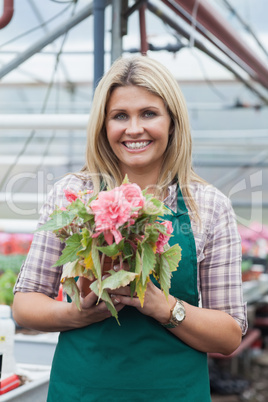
[96,299,125,315]
[112,295,140,308]
[80,289,98,309]
[109,287,132,297]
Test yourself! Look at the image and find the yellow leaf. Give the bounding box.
[135,274,150,307]
[84,250,94,270]
[61,259,83,280]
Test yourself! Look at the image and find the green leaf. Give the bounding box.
[62,277,81,310]
[89,279,99,296]
[142,223,159,243]
[142,196,170,217]
[153,254,161,281]
[68,198,92,223]
[81,227,91,249]
[122,174,130,184]
[154,222,171,234]
[129,257,137,298]
[162,244,182,272]
[159,256,172,299]
[77,237,93,259]
[89,283,120,324]
[77,230,94,275]
[91,239,102,297]
[101,270,137,290]
[36,210,76,232]
[102,290,120,325]
[122,241,133,261]
[52,233,83,267]
[61,259,95,282]
[96,240,124,257]
[141,242,156,285]
[159,244,181,298]
[135,250,142,275]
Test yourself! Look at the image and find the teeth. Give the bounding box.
[124,141,150,149]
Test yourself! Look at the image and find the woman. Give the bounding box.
[13,56,247,401]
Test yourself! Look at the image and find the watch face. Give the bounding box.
[175,307,185,321]
[173,302,185,323]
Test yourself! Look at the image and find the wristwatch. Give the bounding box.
[162,298,186,328]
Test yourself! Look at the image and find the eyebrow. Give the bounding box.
[107,106,160,115]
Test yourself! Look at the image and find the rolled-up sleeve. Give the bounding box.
[199,192,247,335]
[14,191,64,298]
[14,174,91,298]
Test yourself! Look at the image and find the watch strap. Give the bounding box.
[161,298,179,328]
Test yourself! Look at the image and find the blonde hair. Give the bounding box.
[81,56,205,219]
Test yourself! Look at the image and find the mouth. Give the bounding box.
[123,141,152,150]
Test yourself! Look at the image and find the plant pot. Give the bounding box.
[78,256,116,297]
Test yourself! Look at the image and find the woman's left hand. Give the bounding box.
[109,278,175,324]
[109,264,242,355]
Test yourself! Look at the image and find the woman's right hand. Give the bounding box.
[74,254,124,326]
[72,285,124,327]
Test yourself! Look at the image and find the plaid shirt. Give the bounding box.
[14,174,247,335]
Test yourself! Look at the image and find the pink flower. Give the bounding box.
[64,189,78,203]
[90,187,133,244]
[121,183,145,210]
[92,229,123,246]
[156,221,173,253]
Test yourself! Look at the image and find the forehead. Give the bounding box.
[107,85,165,110]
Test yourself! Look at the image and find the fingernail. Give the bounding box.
[111,294,120,304]
[114,265,120,271]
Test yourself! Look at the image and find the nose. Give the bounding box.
[125,117,144,135]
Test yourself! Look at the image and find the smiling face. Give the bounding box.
[105,85,172,185]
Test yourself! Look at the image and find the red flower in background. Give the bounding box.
[0,233,33,255]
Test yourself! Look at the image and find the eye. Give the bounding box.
[143,110,156,118]
[114,113,128,120]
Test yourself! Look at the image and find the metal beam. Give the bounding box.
[0,114,88,129]
[26,0,73,86]
[221,0,268,59]
[111,0,123,63]
[161,0,268,89]
[0,1,96,80]
[93,0,106,90]
[0,0,14,29]
[124,0,146,19]
[139,4,148,55]
[147,1,268,104]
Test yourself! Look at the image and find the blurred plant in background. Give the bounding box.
[0,234,33,305]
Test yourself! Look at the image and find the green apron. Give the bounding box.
[47,187,211,401]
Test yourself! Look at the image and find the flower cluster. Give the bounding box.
[91,183,145,245]
[37,176,181,323]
